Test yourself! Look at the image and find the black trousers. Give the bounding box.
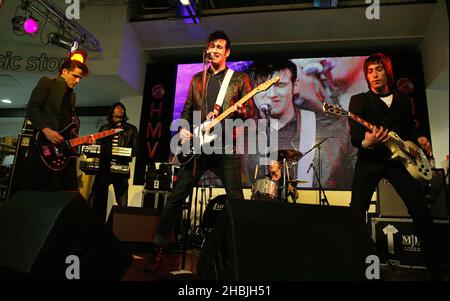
[88,173,129,222]
[350,158,444,277]
[153,154,244,246]
[24,147,78,191]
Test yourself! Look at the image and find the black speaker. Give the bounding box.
[197,200,376,281]
[377,170,448,219]
[0,191,133,280]
[6,134,33,199]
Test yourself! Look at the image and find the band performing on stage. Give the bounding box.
[1,1,448,282]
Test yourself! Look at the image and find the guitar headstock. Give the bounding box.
[254,76,281,93]
[322,103,349,117]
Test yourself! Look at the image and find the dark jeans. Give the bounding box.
[24,147,78,191]
[88,173,129,222]
[350,159,444,278]
[154,154,244,246]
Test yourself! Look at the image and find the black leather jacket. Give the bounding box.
[99,122,139,157]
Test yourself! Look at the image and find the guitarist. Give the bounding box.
[143,30,254,272]
[348,53,445,280]
[24,57,90,192]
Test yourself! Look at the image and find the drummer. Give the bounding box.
[267,160,298,202]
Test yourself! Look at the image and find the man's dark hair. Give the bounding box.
[363,53,394,91]
[207,30,230,49]
[107,102,128,124]
[248,60,297,87]
[59,59,89,76]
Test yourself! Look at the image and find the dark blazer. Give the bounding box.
[348,90,424,163]
[181,68,254,124]
[26,76,76,132]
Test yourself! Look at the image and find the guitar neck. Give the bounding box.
[205,92,253,132]
[69,129,118,147]
[348,112,375,132]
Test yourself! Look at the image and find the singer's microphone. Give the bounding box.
[307,162,314,173]
[260,103,271,113]
[204,50,212,60]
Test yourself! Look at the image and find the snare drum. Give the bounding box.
[251,177,279,201]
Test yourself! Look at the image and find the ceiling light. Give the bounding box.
[48,32,79,52]
[11,16,39,36]
[179,0,191,6]
[1,99,12,104]
[23,17,39,34]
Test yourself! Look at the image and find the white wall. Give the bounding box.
[420,0,449,168]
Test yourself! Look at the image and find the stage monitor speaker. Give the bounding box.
[0,191,133,280]
[377,169,448,219]
[108,206,162,242]
[197,200,376,281]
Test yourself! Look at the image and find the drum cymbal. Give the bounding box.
[288,179,308,184]
[272,149,302,162]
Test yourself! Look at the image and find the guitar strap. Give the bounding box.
[213,68,234,115]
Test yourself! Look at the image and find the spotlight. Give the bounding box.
[48,32,79,52]
[70,49,88,64]
[11,16,39,36]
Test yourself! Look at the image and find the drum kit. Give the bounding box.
[251,149,307,203]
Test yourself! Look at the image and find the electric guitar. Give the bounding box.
[176,76,280,165]
[36,122,123,171]
[322,103,432,182]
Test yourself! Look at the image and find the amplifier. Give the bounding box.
[377,169,448,219]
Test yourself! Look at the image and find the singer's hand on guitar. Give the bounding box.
[42,127,64,144]
[417,136,432,157]
[363,126,389,148]
[180,128,193,145]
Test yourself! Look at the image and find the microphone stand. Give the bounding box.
[171,50,210,277]
[263,108,271,176]
[303,137,331,206]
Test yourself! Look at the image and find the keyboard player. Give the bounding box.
[87,102,139,222]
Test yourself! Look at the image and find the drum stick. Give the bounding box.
[254,164,259,180]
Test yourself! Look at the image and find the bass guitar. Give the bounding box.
[36,122,123,171]
[322,103,432,182]
[177,76,280,165]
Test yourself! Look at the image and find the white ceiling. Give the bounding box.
[0,1,437,110]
